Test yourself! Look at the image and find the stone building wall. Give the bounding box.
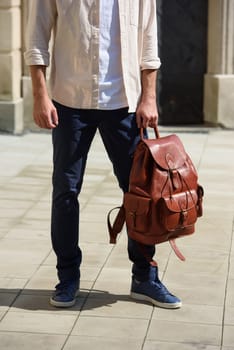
[0,0,23,133]
[0,0,233,133]
[204,0,234,128]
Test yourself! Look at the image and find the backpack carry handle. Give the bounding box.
[140,126,160,140]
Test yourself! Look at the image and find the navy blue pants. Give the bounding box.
[51,101,155,283]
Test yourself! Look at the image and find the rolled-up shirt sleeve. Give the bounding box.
[140,0,161,71]
[24,0,57,66]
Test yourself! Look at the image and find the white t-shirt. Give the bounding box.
[98,0,128,109]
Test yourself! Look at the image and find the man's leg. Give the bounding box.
[50,102,98,307]
[98,108,155,274]
[98,108,181,308]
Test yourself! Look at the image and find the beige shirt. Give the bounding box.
[24,0,161,112]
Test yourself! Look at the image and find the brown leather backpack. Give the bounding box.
[108,127,204,261]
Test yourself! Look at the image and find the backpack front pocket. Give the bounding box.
[124,193,151,233]
[158,190,198,232]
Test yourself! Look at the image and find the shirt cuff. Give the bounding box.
[24,49,50,66]
[141,58,161,71]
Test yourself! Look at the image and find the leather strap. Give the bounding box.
[169,239,186,261]
[107,205,125,244]
[140,126,160,140]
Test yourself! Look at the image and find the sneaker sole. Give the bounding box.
[50,290,79,308]
[130,291,182,309]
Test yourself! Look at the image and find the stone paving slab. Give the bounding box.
[0,127,234,349]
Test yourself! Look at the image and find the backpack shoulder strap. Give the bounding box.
[107,205,125,244]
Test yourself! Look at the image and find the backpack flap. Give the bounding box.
[143,134,187,171]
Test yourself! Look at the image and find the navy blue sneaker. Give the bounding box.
[130,267,182,309]
[50,279,79,308]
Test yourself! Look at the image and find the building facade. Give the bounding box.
[0,0,234,133]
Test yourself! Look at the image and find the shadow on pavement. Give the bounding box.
[0,288,135,312]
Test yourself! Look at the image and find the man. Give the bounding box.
[25,0,181,309]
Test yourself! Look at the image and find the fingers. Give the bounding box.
[146,117,157,128]
[136,100,159,129]
[33,101,58,129]
[136,112,143,128]
[136,111,158,129]
[148,118,157,128]
[51,108,59,127]
[34,112,57,129]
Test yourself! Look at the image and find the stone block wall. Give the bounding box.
[204,0,234,128]
[0,0,23,133]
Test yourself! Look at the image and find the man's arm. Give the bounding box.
[25,0,57,129]
[30,65,58,129]
[136,69,158,128]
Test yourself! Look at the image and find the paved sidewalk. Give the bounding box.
[0,127,234,350]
